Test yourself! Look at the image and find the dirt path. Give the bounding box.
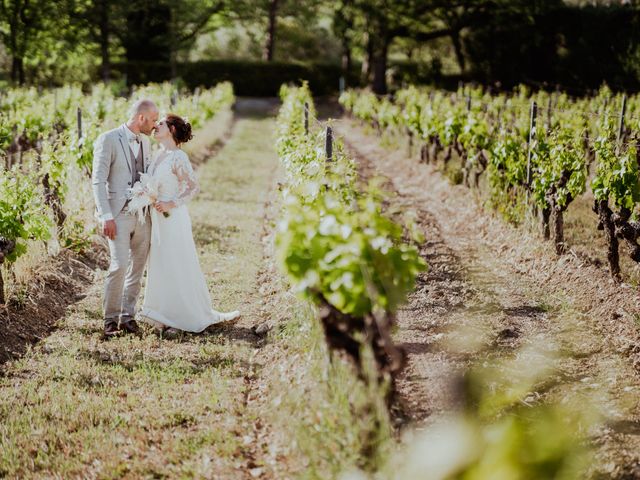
[334,118,640,479]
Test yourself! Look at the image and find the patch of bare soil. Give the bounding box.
[0,246,108,366]
[335,118,640,479]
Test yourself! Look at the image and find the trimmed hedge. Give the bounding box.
[112,59,444,96]
[113,60,361,96]
[463,4,640,93]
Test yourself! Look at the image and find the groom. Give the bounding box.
[92,99,159,337]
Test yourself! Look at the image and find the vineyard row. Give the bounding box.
[0,82,235,303]
[339,85,640,281]
[274,82,425,393]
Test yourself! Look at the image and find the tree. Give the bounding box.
[64,0,129,83]
[332,0,356,80]
[227,0,321,62]
[335,1,448,94]
[432,0,497,73]
[95,0,112,82]
[166,0,227,76]
[0,0,58,84]
[264,0,278,60]
[86,0,226,78]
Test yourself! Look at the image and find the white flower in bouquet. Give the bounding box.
[126,173,169,221]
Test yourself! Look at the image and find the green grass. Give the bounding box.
[0,114,273,478]
[0,110,395,479]
[255,296,394,479]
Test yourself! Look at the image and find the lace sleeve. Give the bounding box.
[171,151,199,206]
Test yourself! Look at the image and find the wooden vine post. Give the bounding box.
[325,126,333,162]
[0,255,5,305]
[77,107,83,142]
[0,264,4,304]
[0,239,16,305]
[304,102,309,136]
[460,94,473,186]
[617,93,627,149]
[421,94,433,163]
[526,100,538,186]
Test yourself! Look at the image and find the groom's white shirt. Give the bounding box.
[92,125,151,222]
[121,124,141,158]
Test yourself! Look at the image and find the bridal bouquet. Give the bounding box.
[126,173,170,222]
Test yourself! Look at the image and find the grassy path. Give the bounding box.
[0,110,281,478]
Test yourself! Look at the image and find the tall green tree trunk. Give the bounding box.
[371,36,389,95]
[341,37,351,80]
[451,30,466,73]
[11,56,24,85]
[361,32,373,84]
[98,0,110,82]
[263,0,279,61]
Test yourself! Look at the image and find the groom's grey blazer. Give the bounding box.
[92,126,152,221]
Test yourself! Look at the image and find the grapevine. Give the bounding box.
[339,85,640,279]
[0,82,235,302]
[277,83,426,394]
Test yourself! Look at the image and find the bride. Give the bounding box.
[138,113,240,336]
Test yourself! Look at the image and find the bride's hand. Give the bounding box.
[154,201,175,213]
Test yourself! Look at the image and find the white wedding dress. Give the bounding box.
[139,148,240,332]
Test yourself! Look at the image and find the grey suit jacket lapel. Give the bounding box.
[140,141,145,173]
[117,130,133,174]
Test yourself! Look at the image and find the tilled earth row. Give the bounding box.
[335,118,640,479]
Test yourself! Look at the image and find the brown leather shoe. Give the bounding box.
[119,318,141,335]
[104,320,120,338]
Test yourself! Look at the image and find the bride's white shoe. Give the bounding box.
[218,310,240,323]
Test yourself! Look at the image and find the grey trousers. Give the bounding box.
[103,211,151,324]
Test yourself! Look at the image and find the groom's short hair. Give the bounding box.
[129,99,158,119]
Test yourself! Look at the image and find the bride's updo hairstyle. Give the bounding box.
[165,114,193,145]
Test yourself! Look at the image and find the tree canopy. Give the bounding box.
[1,0,640,94]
